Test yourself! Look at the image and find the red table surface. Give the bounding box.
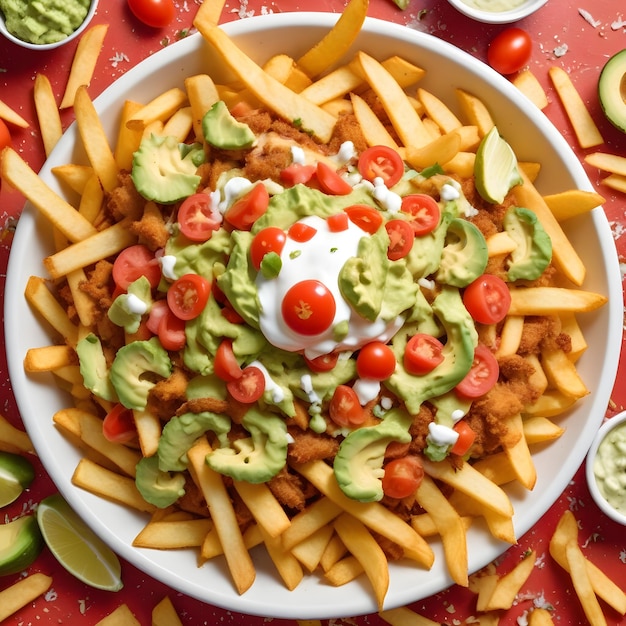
[1,0,626,624]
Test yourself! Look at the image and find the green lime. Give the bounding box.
[36,493,123,591]
[474,126,523,204]
[0,451,35,507]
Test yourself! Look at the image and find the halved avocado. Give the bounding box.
[598,49,626,133]
[0,515,44,575]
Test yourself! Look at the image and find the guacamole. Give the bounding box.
[0,0,90,45]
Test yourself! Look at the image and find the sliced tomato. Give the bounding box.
[288,222,317,242]
[356,341,396,381]
[385,219,414,261]
[358,145,404,187]
[112,244,161,291]
[214,339,243,382]
[224,183,270,230]
[167,274,210,321]
[146,300,169,335]
[404,333,445,375]
[329,385,366,428]
[280,163,316,187]
[315,162,352,195]
[157,308,187,351]
[382,456,424,499]
[282,279,336,336]
[229,100,256,118]
[221,302,245,324]
[177,193,222,242]
[463,274,511,325]
[102,404,136,443]
[401,194,440,235]
[250,227,287,270]
[304,352,339,373]
[227,366,265,403]
[344,205,383,234]
[327,212,349,232]
[450,420,476,456]
[455,344,499,399]
[0,119,11,152]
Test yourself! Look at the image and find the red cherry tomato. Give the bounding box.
[404,334,445,375]
[167,274,211,320]
[450,421,476,457]
[288,221,317,242]
[0,119,12,151]
[304,352,339,373]
[329,385,366,428]
[358,145,405,187]
[282,279,336,336]
[227,366,265,403]
[250,227,287,270]
[127,0,175,28]
[214,339,243,382]
[344,205,383,234]
[315,162,352,196]
[401,194,440,236]
[487,27,532,75]
[327,212,349,232]
[225,183,270,230]
[280,163,316,187]
[221,303,245,324]
[102,404,137,443]
[463,274,511,325]
[146,299,169,335]
[157,308,186,351]
[177,193,221,242]
[382,456,424,499]
[385,219,414,261]
[455,344,499,399]
[112,244,162,291]
[356,341,396,381]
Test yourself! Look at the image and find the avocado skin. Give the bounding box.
[599,49,626,133]
[0,515,44,576]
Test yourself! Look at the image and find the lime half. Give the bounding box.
[36,494,123,591]
[474,126,523,204]
[0,451,35,507]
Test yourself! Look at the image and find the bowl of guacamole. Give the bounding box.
[0,0,98,50]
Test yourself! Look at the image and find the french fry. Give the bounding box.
[404,131,462,171]
[185,74,220,141]
[481,550,536,611]
[282,496,342,550]
[548,66,603,149]
[60,24,109,109]
[455,88,495,136]
[324,554,364,585]
[133,518,212,549]
[522,416,565,444]
[33,74,63,156]
[152,596,183,626]
[508,287,607,315]
[24,344,75,372]
[350,93,400,149]
[528,608,556,625]
[94,604,140,626]
[560,312,587,362]
[114,101,144,171]
[0,573,54,622]
[126,88,189,132]
[162,106,196,143]
[541,346,589,399]
[259,525,304,590]
[501,413,536,490]
[486,231,517,257]
[496,315,524,357]
[0,98,29,128]
[523,389,576,417]
[193,0,227,27]
[565,541,607,626]
[0,414,34,454]
[474,573,500,612]
[51,163,95,194]
[379,606,441,626]
[542,189,604,222]
[585,151,626,176]
[600,173,626,194]
[296,0,369,78]
[232,479,291,538]
[512,69,549,109]
[132,409,161,458]
[290,524,334,571]
[417,88,463,134]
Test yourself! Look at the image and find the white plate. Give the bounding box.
[5,13,622,619]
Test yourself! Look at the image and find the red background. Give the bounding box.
[1,0,626,623]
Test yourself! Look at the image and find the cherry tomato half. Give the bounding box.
[455,344,499,399]
[329,385,366,428]
[358,145,404,187]
[344,205,384,234]
[356,341,396,381]
[404,334,445,375]
[146,299,169,335]
[103,404,137,443]
[167,274,211,320]
[225,183,270,231]
[127,0,176,28]
[288,222,317,242]
[250,227,287,270]
[450,420,476,457]
[385,219,414,261]
[487,27,532,75]
[280,163,316,187]
[401,194,440,236]
[282,279,336,336]
[177,193,221,242]
[157,307,186,351]
[112,244,162,291]
[214,339,243,382]
[304,352,339,373]
[327,212,349,232]
[316,162,352,196]
[463,274,511,325]
[0,119,12,151]
[227,366,265,403]
[382,456,424,499]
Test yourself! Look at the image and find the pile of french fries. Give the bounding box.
[0,0,622,617]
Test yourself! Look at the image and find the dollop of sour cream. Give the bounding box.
[256,214,404,359]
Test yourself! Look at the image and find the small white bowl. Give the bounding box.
[0,0,98,50]
[586,410,626,526]
[446,0,547,24]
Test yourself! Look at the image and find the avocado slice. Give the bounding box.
[202,100,257,150]
[0,515,44,575]
[0,452,35,507]
[599,49,626,133]
[76,333,119,403]
[135,456,186,509]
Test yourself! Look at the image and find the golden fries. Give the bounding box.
[0,573,53,622]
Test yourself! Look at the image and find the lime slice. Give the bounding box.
[474,126,523,204]
[36,494,123,591]
[0,451,35,507]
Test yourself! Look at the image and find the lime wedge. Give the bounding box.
[36,494,123,591]
[474,126,523,204]
[0,451,35,507]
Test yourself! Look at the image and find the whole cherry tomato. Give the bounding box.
[127,0,176,28]
[487,28,532,75]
